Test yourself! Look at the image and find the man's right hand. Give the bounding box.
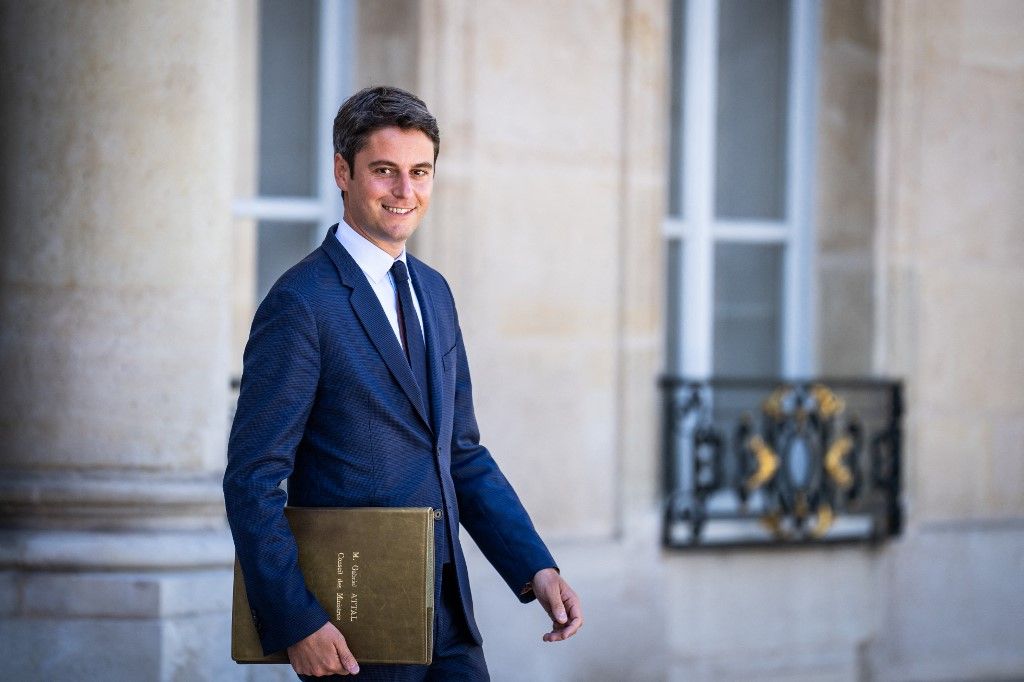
[287,621,360,677]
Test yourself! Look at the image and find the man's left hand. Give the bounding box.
[531,568,583,642]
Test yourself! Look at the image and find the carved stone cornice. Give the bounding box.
[0,528,234,571]
[0,469,227,532]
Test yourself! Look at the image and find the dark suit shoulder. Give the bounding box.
[263,246,339,304]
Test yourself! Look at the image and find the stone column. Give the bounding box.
[0,2,245,679]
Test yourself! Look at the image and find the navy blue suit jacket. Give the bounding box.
[224,225,556,655]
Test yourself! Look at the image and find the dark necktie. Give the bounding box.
[390,260,431,421]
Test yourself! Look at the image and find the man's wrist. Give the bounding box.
[522,566,559,595]
[534,566,559,580]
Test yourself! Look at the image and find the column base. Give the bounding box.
[0,471,299,680]
[0,567,243,680]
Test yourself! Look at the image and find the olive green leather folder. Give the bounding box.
[232,507,435,665]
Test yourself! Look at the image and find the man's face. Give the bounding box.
[335,126,435,257]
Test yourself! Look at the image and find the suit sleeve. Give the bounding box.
[223,285,330,654]
[447,314,558,603]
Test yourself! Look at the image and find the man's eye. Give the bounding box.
[374,167,392,176]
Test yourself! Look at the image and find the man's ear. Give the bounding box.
[334,153,350,192]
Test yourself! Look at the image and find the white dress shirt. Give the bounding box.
[334,220,425,346]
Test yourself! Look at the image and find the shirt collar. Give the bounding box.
[335,219,407,284]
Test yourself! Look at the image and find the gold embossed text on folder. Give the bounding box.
[231,507,435,665]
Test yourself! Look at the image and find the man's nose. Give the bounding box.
[392,173,412,197]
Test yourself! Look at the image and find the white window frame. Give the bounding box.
[232,0,355,251]
[665,0,820,380]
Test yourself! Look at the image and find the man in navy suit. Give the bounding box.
[224,86,583,680]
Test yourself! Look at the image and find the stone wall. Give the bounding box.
[816,0,880,376]
[869,0,1024,678]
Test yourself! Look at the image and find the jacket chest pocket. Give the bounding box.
[442,344,457,375]
[439,344,458,429]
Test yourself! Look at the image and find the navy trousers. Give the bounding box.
[299,563,489,681]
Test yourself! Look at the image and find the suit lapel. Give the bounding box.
[321,226,432,432]
[409,257,444,437]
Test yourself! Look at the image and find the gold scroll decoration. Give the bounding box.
[744,435,780,491]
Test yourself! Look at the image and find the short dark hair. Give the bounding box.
[332,86,440,177]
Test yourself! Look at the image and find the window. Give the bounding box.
[658,1,899,550]
[234,0,355,305]
[665,0,819,379]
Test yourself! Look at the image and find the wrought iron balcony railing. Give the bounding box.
[660,376,903,549]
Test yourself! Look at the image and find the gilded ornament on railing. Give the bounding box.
[744,435,780,492]
[824,436,855,490]
[661,377,902,549]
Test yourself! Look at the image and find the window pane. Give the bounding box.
[668,0,687,218]
[714,0,790,220]
[258,0,319,197]
[712,242,782,377]
[257,222,320,303]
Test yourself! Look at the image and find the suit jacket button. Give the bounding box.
[433,509,443,520]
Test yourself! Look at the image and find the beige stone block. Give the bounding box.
[954,0,1024,71]
[471,339,617,539]
[0,528,234,573]
[913,0,963,61]
[670,649,861,682]
[246,665,298,682]
[15,569,232,619]
[21,573,148,618]
[0,610,242,681]
[620,182,668,336]
[463,522,668,681]
[815,168,876,255]
[433,168,618,340]
[911,409,992,520]
[878,263,921,380]
[0,536,236,676]
[621,0,671,164]
[916,266,1024,413]
[161,611,238,681]
[914,67,1024,267]
[817,0,879,254]
[355,0,421,91]
[1,1,236,294]
[817,260,874,376]
[876,3,928,263]
[871,526,1024,680]
[465,169,622,341]
[990,415,1024,515]
[0,617,161,679]
[0,286,229,471]
[416,0,476,155]
[470,1,625,166]
[618,343,662,513]
[665,547,879,659]
[230,219,257,376]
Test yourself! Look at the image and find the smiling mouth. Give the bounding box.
[383,205,414,215]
